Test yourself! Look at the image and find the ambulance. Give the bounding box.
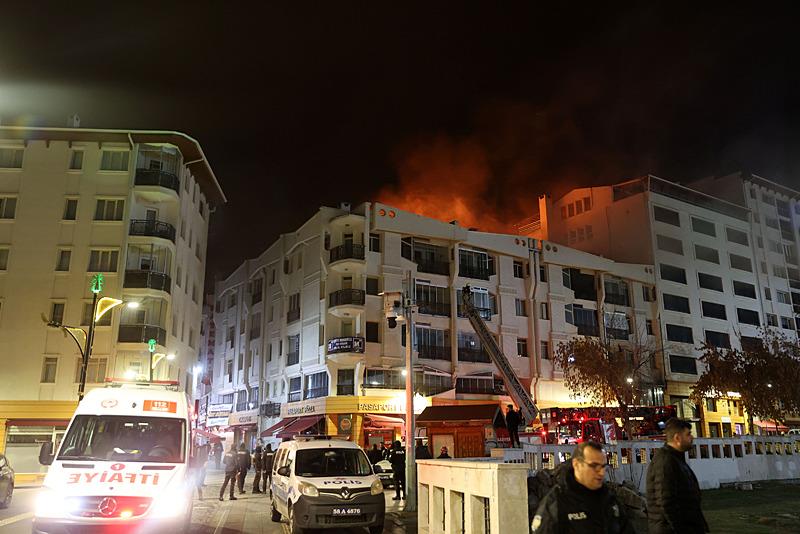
[33,382,195,534]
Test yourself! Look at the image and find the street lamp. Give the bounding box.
[148,342,175,382]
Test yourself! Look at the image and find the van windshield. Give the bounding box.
[58,415,186,463]
[295,448,372,477]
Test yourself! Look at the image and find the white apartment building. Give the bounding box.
[0,126,225,477]
[206,202,661,454]
[526,174,800,436]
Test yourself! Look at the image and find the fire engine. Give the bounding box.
[540,405,677,444]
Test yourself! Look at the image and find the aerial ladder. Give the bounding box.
[461,285,540,424]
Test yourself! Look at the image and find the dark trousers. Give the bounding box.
[219,472,237,498]
[252,469,262,492]
[509,427,520,447]
[263,469,272,493]
[393,471,405,498]
[237,468,248,492]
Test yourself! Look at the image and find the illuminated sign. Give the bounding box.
[287,404,317,416]
[327,336,365,354]
[143,400,176,413]
[228,409,259,426]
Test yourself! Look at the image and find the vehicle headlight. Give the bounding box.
[370,479,384,496]
[298,481,319,497]
[35,489,80,518]
[149,492,188,518]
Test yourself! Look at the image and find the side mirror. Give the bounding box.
[373,464,383,474]
[39,442,55,466]
[277,465,291,477]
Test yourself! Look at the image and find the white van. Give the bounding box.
[270,436,385,533]
[33,382,195,534]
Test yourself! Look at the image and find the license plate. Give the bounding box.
[332,507,361,516]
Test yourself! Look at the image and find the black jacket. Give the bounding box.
[263,450,275,472]
[237,449,251,470]
[389,447,406,474]
[532,465,636,534]
[646,445,709,533]
[252,446,263,470]
[367,447,383,464]
[223,450,238,474]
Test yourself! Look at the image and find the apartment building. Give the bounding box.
[526,174,800,436]
[0,125,225,477]
[205,202,662,452]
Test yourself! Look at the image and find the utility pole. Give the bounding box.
[148,338,157,382]
[403,271,417,513]
[78,274,102,401]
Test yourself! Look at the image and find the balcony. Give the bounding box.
[129,219,176,244]
[304,387,328,400]
[133,169,180,202]
[418,301,451,317]
[328,289,365,318]
[286,308,300,324]
[577,323,600,337]
[118,324,167,346]
[458,263,491,280]
[418,344,451,361]
[288,391,302,403]
[457,347,491,363]
[417,259,450,276]
[124,270,171,294]
[336,384,355,396]
[330,243,365,262]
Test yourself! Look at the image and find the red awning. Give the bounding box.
[364,414,405,428]
[261,418,296,438]
[753,420,789,431]
[277,415,324,439]
[192,427,223,443]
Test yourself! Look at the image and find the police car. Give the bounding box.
[270,436,385,533]
[33,382,195,533]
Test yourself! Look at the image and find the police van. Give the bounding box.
[270,436,386,533]
[33,382,195,534]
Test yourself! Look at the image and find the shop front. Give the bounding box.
[228,409,259,448]
[415,404,507,458]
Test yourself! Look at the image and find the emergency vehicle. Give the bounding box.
[540,405,677,444]
[33,382,194,534]
[270,435,385,534]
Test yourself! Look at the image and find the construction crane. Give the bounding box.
[461,285,540,424]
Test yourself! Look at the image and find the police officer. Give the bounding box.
[262,444,275,494]
[252,439,264,493]
[531,441,636,533]
[389,440,406,501]
[218,443,239,501]
[236,442,251,494]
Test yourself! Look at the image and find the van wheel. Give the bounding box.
[0,484,12,509]
[288,505,304,534]
[270,499,282,522]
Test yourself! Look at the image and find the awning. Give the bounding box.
[260,418,296,438]
[416,404,503,425]
[277,415,324,439]
[192,427,223,443]
[364,414,405,428]
[753,420,789,431]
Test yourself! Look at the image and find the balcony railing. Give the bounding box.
[330,243,365,263]
[287,351,300,366]
[577,324,600,337]
[458,263,491,280]
[457,306,492,320]
[336,384,355,396]
[123,270,171,293]
[118,324,167,346]
[418,344,451,361]
[606,328,630,340]
[288,391,302,403]
[134,168,180,194]
[305,387,328,400]
[418,301,451,317]
[457,347,491,363]
[129,219,176,243]
[329,289,365,307]
[286,308,300,323]
[417,259,450,275]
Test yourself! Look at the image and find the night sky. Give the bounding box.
[1,3,797,287]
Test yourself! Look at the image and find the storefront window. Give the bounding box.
[5,425,66,474]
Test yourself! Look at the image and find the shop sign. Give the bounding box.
[282,398,326,418]
[338,414,353,435]
[228,409,259,426]
[208,403,233,418]
[287,404,318,416]
[358,400,405,414]
[721,416,731,423]
[327,336,365,354]
[207,416,229,427]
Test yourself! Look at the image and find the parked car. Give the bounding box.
[0,453,14,509]
[375,459,394,488]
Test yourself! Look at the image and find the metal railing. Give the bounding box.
[134,168,180,193]
[457,347,491,363]
[287,391,302,402]
[329,289,365,307]
[330,243,365,263]
[129,219,176,243]
[286,308,300,323]
[304,386,328,400]
[417,259,450,275]
[459,264,491,280]
[418,301,451,317]
[118,324,166,345]
[123,270,171,293]
[418,344,451,361]
[337,384,355,396]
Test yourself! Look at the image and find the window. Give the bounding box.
[764,287,772,301]
[82,303,111,326]
[666,324,693,343]
[41,357,58,383]
[642,285,655,302]
[63,198,78,220]
[691,217,716,237]
[68,150,83,170]
[701,301,727,320]
[366,321,380,343]
[251,278,263,305]
[656,234,683,255]
[726,227,749,246]
[653,206,681,226]
[94,199,124,221]
[0,147,24,168]
[781,316,796,330]
[729,254,752,272]
[225,360,233,381]
[694,244,719,264]
[706,398,717,412]
[698,273,723,292]
[228,293,237,308]
[669,355,698,375]
[249,313,261,339]
[513,261,524,278]
[767,313,778,327]
[760,261,768,275]
[189,328,196,349]
[366,277,380,296]
[305,372,328,400]
[768,240,782,254]
[777,291,791,305]
[369,233,381,252]
[561,206,567,219]
[737,308,760,326]
[88,249,118,272]
[562,268,572,289]
[0,196,17,219]
[55,249,71,271]
[564,303,574,325]
[75,357,108,383]
[773,265,788,279]
[575,200,583,215]
[663,293,691,314]
[515,299,527,317]
[540,340,550,360]
[705,330,731,349]
[287,335,300,366]
[732,281,756,299]
[364,369,405,389]
[583,197,591,211]
[539,264,548,282]
[604,277,629,306]
[0,248,7,270]
[50,302,65,324]
[540,302,550,320]
[100,150,129,171]
[517,338,528,358]
[660,264,687,284]
[645,319,654,335]
[568,203,575,217]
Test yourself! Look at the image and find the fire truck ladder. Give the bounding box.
[460,285,540,424]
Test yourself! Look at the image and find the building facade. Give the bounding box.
[205,202,662,453]
[0,126,225,478]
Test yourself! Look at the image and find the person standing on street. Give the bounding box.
[531,441,636,533]
[646,418,709,533]
[368,443,384,464]
[251,440,264,494]
[262,444,275,493]
[213,441,223,469]
[506,404,521,448]
[437,446,451,459]
[236,442,251,494]
[218,443,239,501]
[196,442,210,487]
[389,440,406,501]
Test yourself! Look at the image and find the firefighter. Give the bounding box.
[218,443,239,501]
